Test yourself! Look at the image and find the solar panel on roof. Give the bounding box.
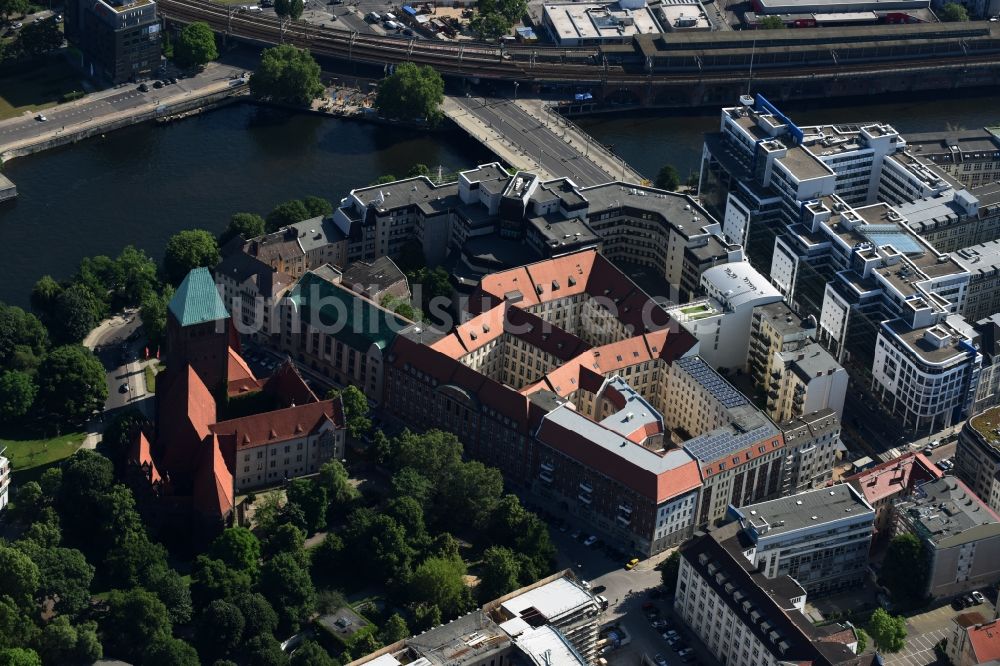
[676,357,747,409]
[685,425,773,462]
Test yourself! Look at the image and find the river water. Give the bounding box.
[2,93,999,307]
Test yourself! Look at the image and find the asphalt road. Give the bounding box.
[90,314,145,412]
[0,62,246,149]
[451,95,618,186]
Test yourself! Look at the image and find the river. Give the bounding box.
[2,93,999,307]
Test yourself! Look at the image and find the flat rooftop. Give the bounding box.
[499,576,595,623]
[543,1,663,41]
[735,484,873,539]
[777,145,834,181]
[884,319,973,365]
[898,476,1000,547]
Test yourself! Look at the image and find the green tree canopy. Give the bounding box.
[36,345,107,423]
[146,565,194,625]
[0,648,42,666]
[407,554,472,619]
[141,284,174,350]
[469,11,511,40]
[266,199,312,232]
[262,522,306,560]
[164,229,221,285]
[407,163,432,178]
[15,16,62,56]
[191,555,253,611]
[115,245,159,306]
[52,284,104,344]
[274,0,303,19]
[175,21,218,69]
[102,588,173,662]
[759,15,786,27]
[258,552,316,633]
[657,551,680,594]
[0,546,40,609]
[286,478,329,535]
[246,634,289,666]
[144,636,200,666]
[30,276,62,324]
[196,599,246,658]
[370,174,398,186]
[939,2,969,19]
[867,608,907,653]
[655,164,680,191]
[289,640,336,666]
[477,546,520,603]
[379,613,410,645]
[343,509,415,583]
[222,212,267,244]
[329,385,371,439]
[302,196,332,218]
[0,370,36,422]
[0,0,30,23]
[250,44,324,106]
[100,407,148,473]
[211,527,263,577]
[233,592,279,639]
[0,303,47,372]
[375,62,445,124]
[74,255,119,306]
[880,533,928,605]
[16,540,94,617]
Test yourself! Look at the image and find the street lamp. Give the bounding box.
[513,81,519,100]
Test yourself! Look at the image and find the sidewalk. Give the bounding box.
[442,96,545,176]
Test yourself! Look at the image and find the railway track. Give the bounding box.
[157,0,1000,83]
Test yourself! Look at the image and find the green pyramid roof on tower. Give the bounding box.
[169,267,230,327]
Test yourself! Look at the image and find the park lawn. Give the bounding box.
[1,431,85,474]
[144,361,164,393]
[0,57,85,120]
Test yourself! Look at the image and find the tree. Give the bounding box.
[655,164,680,191]
[0,0,29,24]
[191,556,253,611]
[34,616,100,664]
[412,602,441,632]
[246,634,289,666]
[0,303,47,372]
[289,641,336,666]
[330,385,371,439]
[288,0,304,18]
[0,648,42,666]
[222,212,266,244]
[164,229,221,285]
[101,588,172,662]
[30,276,62,324]
[440,460,503,530]
[211,527,262,577]
[303,196,332,218]
[939,1,969,19]
[343,509,414,583]
[258,553,316,633]
[0,546,40,609]
[386,496,428,546]
[9,482,44,526]
[115,245,159,306]
[758,15,786,28]
[0,371,35,422]
[100,408,148,473]
[880,533,928,605]
[36,345,107,423]
[379,613,410,645]
[233,592,279,639]
[0,596,39,650]
[141,284,174,350]
[20,542,95,617]
[477,546,520,603]
[146,565,193,625]
[52,284,104,344]
[15,17,62,56]
[197,600,246,658]
[250,44,325,106]
[867,608,907,653]
[407,163,432,178]
[407,554,472,619]
[74,255,119,307]
[657,551,680,594]
[266,199,312,232]
[56,450,114,548]
[263,522,306,560]
[370,174,397,186]
[144,636,200,666]
[175,21,218,69]
[274,0,290,17]
[286,479,329,534]
[469,11,512,40]
[375,62,445,124]
[856,628,869,654]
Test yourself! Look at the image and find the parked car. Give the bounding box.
[921,447,933,456]
[625,558,640,570]
[973,591,986,604]
[138,82,149,92]
[583,535,598,547]
[651,619,670,629]
[953,597,968,610]
[671,640,689,652]
[119,382,130,393]
[654,654,668,666]
[35,113,47,122]
[965,594,977,607]
[678,648,694,658]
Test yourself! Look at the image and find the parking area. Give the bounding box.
[884,595,996,666]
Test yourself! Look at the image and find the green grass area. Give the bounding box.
[1,431,85,474]
[144,361,164,394]
[0,57,85,120]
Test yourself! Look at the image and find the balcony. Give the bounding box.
[578,494,592,505]
[771,371,782,380]
[618,503,633,515]
[540,461,555,473]
[767,390,779,399]
[539,471,553,484]
[579,481,593,494]
[616,514,631,526]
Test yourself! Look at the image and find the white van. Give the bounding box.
[384,20,402,29]
[383,11,397,20]
[367,11,381,21]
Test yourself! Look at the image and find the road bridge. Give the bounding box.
[443,95,645,187]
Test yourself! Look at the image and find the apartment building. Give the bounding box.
[674,262,782,372]
[214,251,293,344]
[666,356,786,526]
[244,217,347,278]
[65,0,161,84]
[749,301,817,387]
[844,451,941,540]
[729,485,874,596]
[952,241,1000,324]
[972,315,1000,415]
[340,257,410,304]
[350,571,599,666]
[768,343,847,424]
[277,266,412,401]
[947,613,1000,666]
[955,406,1000,515]
[0,448,9,513]
[897,184,1000,253]
[871,316,981,433]
[892,475,1000,599]
[210,401,345,493]
[675,523,870,666]
[907,127,1000,189]
[778,409,841,494]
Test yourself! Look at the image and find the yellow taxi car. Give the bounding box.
[625,558,640,570]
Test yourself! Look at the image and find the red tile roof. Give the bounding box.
[845,452,942,505]
[968,620,1000,663]
[128,431,162,484]
[158,365,218,478]
[227,347,263,396]
[210,399,344,450]
[193,435,235,518]
[263,360,319,407]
